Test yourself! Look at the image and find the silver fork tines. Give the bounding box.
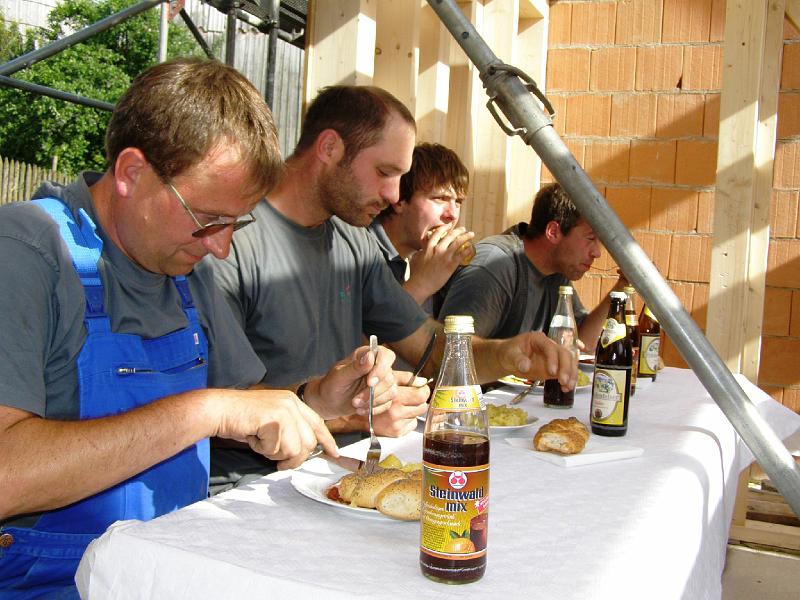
[362,335,381,474]
[509,380,539,405]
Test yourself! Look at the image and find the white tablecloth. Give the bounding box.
[76,368,800,599]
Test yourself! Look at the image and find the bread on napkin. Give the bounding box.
[533,417,589,455]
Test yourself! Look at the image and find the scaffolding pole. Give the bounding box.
[425,0,800,516]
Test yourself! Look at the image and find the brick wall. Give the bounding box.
[544,0,800,412]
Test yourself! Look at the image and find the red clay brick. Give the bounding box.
[610,93,658,137]
[547,48,591,91]
[574,274,603,310]
[781,42,800,90]
[758,384,784,404]
[570,1,616,45]
[675,140,718,186]
[703,93,721,137]
[549,94,569,135]
[592,248,619,277]
[668,234,712,282]
[774,141,800,188]
[682,44,723,91]
[606,185,651,229]
[691,282,709,330]
[777,92,800,138]
[656,93,705,138]
[565,94,612,136]
[651,188,699,232]
[635,46,684,91]
[548,2,572,46]
[763,287,793,336]
[662,0,713,43]
[782,387,800,414]
[697,191,714,233]
[598,275,618,300]
[630,140,677,185]
[759,337,800,386]
[590,47,637,92]
[766,239,800,287]
[616,0,663,44]
[584,140,631,184]
[670,280,695,316]
[791,291,800,336]
[771,190,799,238]
[709,0,725,42]
[633,231,672,275]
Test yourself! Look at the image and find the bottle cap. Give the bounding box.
[443,315,475,334]
[610,291,627,301]
[558,285,573,295]
[623,285,636,294]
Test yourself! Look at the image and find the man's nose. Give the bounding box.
[381,177,402,205]
[590,240,602,259]
[442,200,460,223]
[201,227,234,260]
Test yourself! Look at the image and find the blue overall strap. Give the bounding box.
[30,198,106,317]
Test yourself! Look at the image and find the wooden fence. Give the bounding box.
[0,156,70,205]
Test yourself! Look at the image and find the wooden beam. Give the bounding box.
[787,0,800,31]
[374,0,420,114]
[304,0,376,104]
[706,0,784,381]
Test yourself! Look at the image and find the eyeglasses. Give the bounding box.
[167,182,256,238]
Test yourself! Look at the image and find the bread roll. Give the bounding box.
[376,478,421,521]
[533,417,589,455]
[338,472,363,503]
[350,468,407,509]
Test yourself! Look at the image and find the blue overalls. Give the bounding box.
[0,199,210,598]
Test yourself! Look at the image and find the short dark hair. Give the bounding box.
[525,183,581,239]
[292,85,416,163]
[398,143,469,203]
[106,58,283,195]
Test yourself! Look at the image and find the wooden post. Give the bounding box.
[416,0,451,142]
[374,0,420,114]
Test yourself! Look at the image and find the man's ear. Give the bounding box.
[113,148,148,199]
[543,220,563,244]
[315,129,345,166]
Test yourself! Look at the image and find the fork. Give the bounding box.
[361,335,381,474]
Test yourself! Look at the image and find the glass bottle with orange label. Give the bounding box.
[623,286,640,396]
[420,315,489,584]
[590,291,632,437]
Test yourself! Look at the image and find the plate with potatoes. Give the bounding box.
[417,402,538,433]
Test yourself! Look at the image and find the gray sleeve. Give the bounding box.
[191,260,265,389]
[437,252,516,339]
[0,236,54,415]
[362,244,427,342]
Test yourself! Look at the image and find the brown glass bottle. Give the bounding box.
[623,286,640,396]
[590,292,632,436]
[543,285,579,408]
[638,303,661,381]
[420,315,489,584]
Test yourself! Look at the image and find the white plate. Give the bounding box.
[505,435,644,467]
[497,376,591,392]
[290,469,405,521]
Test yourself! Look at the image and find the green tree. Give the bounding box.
[0,0,210,177]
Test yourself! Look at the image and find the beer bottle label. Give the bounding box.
[639,335,661,375]
[644,305,658,321]
[431,385,483,411]
[420,462,489,560]
[590,366,629,425]
[625,314,638,327]
[599,318,627,348]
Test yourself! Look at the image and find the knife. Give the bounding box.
[412,332,437,384]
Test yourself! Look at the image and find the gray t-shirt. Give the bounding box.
[437,225,588,339]
[0,173,265,420]
[211,199,427,386]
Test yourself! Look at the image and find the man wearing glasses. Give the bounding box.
[0,59,397,597]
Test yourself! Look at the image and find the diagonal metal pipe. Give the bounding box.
[426,0,800,516]
[0,75,114,111]
[0,0,164,77]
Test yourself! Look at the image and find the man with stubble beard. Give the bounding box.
[211,86,577,453]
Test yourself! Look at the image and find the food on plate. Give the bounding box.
[486,403,528,426]
[327,457,422,520]
[577,370,591,387]
[533,417,589,455]
[499,374,534,386]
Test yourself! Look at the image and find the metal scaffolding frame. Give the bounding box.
[424,0,800,517]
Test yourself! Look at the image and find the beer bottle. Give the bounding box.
[420,315,489,584]
[590,292,632,437]
[623,286,640,396]
[544,285,579,408]
[638,302,661,381]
